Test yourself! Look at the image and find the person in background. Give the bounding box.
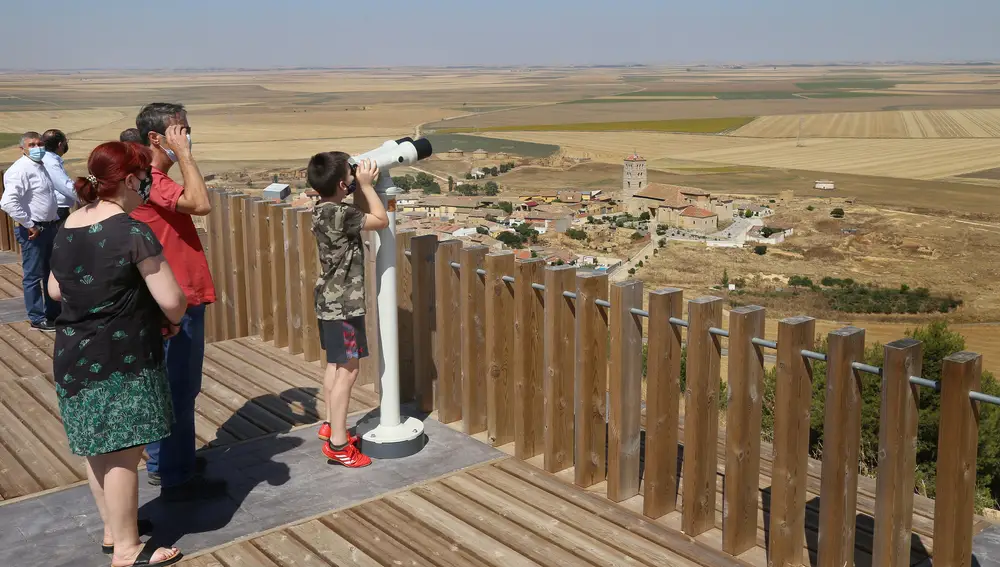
[132,102,223,501]
[120,128,142,143]
[49,141,186,567]
[40,129,80,222]
[0,132,61,331]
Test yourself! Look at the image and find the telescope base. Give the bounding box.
[355,415,427,460]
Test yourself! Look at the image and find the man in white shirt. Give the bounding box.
[40,129,79,222]
[0,132,61,331]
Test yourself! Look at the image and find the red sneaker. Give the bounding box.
[318,422,331,441]
[322,441,372,468]
[318,422,359,445]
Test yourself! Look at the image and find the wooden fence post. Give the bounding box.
[543,265,576,474]
[297,209,320,362]
[769,316,816,567]
[204,189,223,343]
[460,246,488,435]
[397,231,415,402]
[933,351,982,567]
[252,199,274,341]
[267,204,288,348]
[486,252,515,447]
[723,305,766,556]
[514,258,545,461]
[283,207,302,355]
[574,271,609,488]
[872,338,922,567]
[434,240,463,424]
[242,196,258,336]
[608,280,643,501]
[219,193,236,339]
[227,194,249,338]
[818,326,866,567]
[643,288,683,519]
[410,234,438,413]
[682,296,723,537]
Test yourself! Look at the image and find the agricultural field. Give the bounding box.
[480,130,1000,180]
[732,109,1000,138]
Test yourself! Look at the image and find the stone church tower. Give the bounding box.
[623,152,646,213]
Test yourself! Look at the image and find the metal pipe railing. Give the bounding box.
[802,349,827,362]
[909,376,940,390]
[971,391,1000,405]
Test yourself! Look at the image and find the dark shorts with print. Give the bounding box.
[318,316,369,364]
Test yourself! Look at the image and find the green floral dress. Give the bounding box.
[51,214,173,456]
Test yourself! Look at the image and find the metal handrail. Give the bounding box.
[802,349,827,362]
[971,391,1000,405]
[909,376,940,391]
[709,327,729,338]
[752,338,777,349]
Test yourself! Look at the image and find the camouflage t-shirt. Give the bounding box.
[313,201,366,321]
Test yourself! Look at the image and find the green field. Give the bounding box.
[794,79,900,90]
[434,116,756,134]
[799,91,900,99]
[0,133,20,149]
[561,97,713,104]
[424,134,559,158]
[614,91,802,100]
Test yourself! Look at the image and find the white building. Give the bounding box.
[815,180,835,190]
[262,183,291,201]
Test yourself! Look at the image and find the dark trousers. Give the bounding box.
[57,207,71,222]
[145,304,207,488]
[15,222,61,325]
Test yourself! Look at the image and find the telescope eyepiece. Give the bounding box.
[412,138,433,161]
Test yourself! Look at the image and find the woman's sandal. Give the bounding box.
[101,518,155,554]
[112,540,183,567]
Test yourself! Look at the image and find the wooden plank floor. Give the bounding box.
[179,458,753,567]
[0,328,378,502]
[0,264,22,299]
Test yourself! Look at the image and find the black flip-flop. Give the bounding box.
[117,540,183,567]
[101,518,154,554]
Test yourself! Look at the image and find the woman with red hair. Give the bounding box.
[47,141,187,567]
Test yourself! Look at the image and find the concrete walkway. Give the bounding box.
[0,411,504,567]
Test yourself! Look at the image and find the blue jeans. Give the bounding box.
[15,223,61,325]
[145,304,206,488]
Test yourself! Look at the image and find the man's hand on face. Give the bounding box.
[164,124,192,160]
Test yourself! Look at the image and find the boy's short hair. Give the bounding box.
[308,151,351,197]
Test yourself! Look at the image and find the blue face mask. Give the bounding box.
[161,133,191,163]
[27,147,45,162]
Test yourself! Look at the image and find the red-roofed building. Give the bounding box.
[627,182,731,234]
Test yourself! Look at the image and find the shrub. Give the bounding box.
[753,245,767,255]
[497,201,513,215]
[788,275,813,287]
[642,345,727,409]
[637,261,644,268]
[476,227,488,235]
[658,238,666,248]
[760,227,778,238]
[639,212,651,221]
[566,228,587,241]
[721,269,729,287]
[806,205,815,211]
[631,231,644,240]
[587,215,595,224]
[760,321,1000,510]
[831,207,845,218]
[628,268,636,276]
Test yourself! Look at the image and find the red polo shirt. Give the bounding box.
[130,167,216,307]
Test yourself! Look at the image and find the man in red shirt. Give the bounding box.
[132,102,226,501]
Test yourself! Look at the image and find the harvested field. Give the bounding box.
[732,108,1000,138]
[481,131,1000,180]
[424,134,559,158]
[0,133,19,149]
[436,116,755,134]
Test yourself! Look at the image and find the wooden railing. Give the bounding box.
[0,187,982,566]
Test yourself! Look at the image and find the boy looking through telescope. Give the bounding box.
[306,152,388,468]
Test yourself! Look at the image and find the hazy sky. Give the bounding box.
[2,0,997,70]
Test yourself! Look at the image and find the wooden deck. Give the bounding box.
[0,263,22,299]
[178,458,753,567]
[0,328,378,502]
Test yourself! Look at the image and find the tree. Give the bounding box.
[497,232,524,248]
[566,228,587,241]
[806,205,815,211]
[490,166,499,176]
[448,176,455,192]
[392,175,413,192]
[753,245,767,255]
[421,182,441,195]
[744,209,754,218]
[530,250,538,258]
[637,261,644,268]
[484,181,499,196]
[639,212,651,221]
[658,238,666,248]
[831,207,845,218]
[456,184,479,196]
[415,172,436,187]
[497,201,514,215]
[272,174,279,183]
[721,269,729,287]
[631,231,644,240]
[760,227,777,238]
[476,226,488,235]
[587,215,595,224]
[628,268,636,276]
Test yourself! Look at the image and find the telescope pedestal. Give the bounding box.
[356,184,426,459]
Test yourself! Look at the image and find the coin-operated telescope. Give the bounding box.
[351,137,433,459]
